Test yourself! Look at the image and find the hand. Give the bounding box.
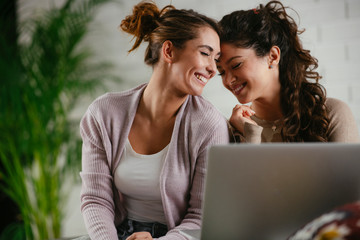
[229,104,258,134]
[126,232,153,240]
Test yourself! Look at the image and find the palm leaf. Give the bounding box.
[0,0,119,239]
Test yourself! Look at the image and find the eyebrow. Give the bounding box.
[198,45,221,56]
[226,56,243,64]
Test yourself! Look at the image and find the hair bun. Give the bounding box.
[120,1,161,52]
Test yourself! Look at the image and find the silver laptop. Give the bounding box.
[180,143,360,240]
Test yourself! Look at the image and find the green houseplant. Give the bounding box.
[0,0,117,239]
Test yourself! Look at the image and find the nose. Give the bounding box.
[223,71,236,86]
[206,59,217,78]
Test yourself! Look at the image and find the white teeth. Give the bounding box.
[196,74,208,83]
[234,83,245,93]
[235,86,243,92]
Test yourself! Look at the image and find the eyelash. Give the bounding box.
[202,51,220,65]
[232,63,242,69]
[217,62,242,76]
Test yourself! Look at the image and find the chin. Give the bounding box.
[237,97,251,105]
[191,85,205,96]
[192,90,203,96]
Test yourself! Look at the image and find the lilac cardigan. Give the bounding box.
[80,84,229,240]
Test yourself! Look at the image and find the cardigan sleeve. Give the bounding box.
[157,114,230,240]
[79,108,119,240]
[243,122,263,143]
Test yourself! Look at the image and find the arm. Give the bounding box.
[229,104,263,143]
[80,108,119,240]
[243,122,263,143]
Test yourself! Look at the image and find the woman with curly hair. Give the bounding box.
[217,2,360,239]
[77,1,229,240]
[217,0,359,143]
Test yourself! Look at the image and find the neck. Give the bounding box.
[251,73,283,121]
[139,72,187,122]
[251,97,283,122]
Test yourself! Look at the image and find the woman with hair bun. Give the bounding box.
[217,0,359,143]
[78,1,228,240]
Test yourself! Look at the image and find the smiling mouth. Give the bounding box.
[195,74,208,84]
[233,82,247,95]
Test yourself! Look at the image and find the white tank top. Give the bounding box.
[114,139,169,224]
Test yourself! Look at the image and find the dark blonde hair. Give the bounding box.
[219,1,330,142]
[120,0,220,66]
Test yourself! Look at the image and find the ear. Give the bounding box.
[268,46,281,68]
[162,40,175,64]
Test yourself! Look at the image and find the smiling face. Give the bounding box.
[169,26,220,96]
[217,43,280,104]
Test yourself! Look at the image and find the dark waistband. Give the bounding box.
[126,219,167,229]
[117,218,168,238]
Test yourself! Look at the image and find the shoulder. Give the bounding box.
[187,95,226,121]
[325,97,349,110]
[179,95,229,145]
[325,98,360,142]
[184,95,229,133]
[90,84,145,110]
[325,97,353,118]
[187,95,221,114]
[87,84,145,118]
[80,84,145,132]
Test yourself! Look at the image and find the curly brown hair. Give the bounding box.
[120,0,220,66]
[219,0,330,142]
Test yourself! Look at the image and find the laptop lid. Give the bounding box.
[199,143,360,240]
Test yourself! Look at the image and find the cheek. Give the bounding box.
[221,77,225,85]
[242,67,260,83]
[221,77,230,89]
[251,69,267,85]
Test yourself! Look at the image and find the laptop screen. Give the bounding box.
[200,143,360,240]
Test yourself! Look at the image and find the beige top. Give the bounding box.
[233,98,360,143]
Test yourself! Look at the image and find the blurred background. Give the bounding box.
[1,0,360,239]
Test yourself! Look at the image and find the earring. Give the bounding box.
[269,65,273,69]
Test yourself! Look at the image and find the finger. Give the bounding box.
[232,106,253,118]
[233,104,241,110]
[244,108,256,117]
[126,232,152,240]
[232,105,245,115]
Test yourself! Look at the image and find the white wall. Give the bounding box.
[69,0,360,126]
[18,0,360,237]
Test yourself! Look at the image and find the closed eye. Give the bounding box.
[201,51,210,56]
[217,65,224,76]
[217,69,225,76]
[232,63,242,69]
